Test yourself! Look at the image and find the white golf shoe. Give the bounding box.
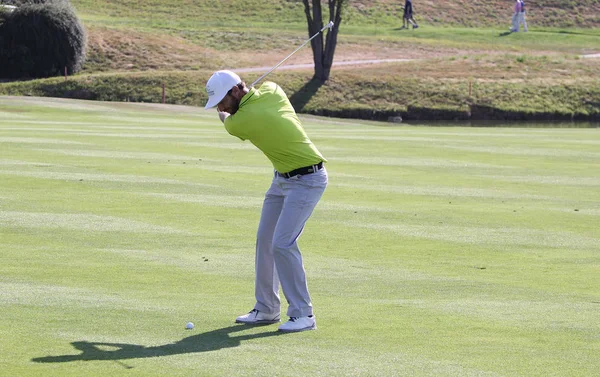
[235,309,280,325]
[278,316,316,332]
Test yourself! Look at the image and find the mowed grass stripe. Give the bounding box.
[0,211,185,233]
[0,137,91,145]
[550,207,600,216]
[0,159,59,166]
[144,193,263,209]
[182,141,256,150]
[309,133,480,143]
[478,174,600,186]
[334,182,553,200]
[329,219,600,249]
[307,126,600,140]
[442,144,600,158]
[2,124,218,131]
[1,131,226,140]
[0,170,219,186]
[0,282,174,311]
[32,148,218,161]
[3,117,215,126]
[329,155,511,169]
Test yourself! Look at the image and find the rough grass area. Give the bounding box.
[2,1,599,120]
[2,57,599,120]
[1,97,599,376]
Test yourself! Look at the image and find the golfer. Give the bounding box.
[402,0,419,29]
[511,0,521,32]
[518,0,528,32]
[204,70,327,332]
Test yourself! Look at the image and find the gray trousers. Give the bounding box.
[511,12,520,32]
[253,167,327,318]
[519,12,528,32]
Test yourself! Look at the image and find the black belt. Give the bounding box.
[278,161,324,179]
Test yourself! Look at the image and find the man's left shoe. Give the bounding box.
[235,309,280,325]
[278,316,316,332]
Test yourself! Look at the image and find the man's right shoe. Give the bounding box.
[235,309,280,325]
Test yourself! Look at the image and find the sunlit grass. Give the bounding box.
[0,97,599,376]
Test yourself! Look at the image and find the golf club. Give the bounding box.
[250,20,335,88]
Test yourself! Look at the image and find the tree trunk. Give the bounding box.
[302,0,344,82]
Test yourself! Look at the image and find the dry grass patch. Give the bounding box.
[84,27,227,72]
[83,27,507,73]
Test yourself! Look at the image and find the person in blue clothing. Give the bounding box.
[401,0,419,29]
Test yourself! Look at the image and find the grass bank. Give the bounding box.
[2,61,599,121]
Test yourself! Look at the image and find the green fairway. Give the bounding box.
[1,96,599,376]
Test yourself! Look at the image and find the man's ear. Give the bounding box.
[231,85,243,100]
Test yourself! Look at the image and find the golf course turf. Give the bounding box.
[0,96,599,376]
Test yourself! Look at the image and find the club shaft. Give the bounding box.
[251,21,334,88]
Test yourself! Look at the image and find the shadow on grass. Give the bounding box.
[536,29,600,36]
[498,31,513,37]
[288,76,324,112]
[32,325,284,365]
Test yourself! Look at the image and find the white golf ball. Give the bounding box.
[185,322,194,330]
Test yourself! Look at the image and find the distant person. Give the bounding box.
[510,0,521,32]
[518,0,528,32]
[401,0,419,29]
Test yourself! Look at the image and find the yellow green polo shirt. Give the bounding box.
[224,81,326,173]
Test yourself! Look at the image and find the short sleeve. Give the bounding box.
[224,115,247,141]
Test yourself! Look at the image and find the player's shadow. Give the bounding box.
[499,31,513,37]
[32,325,283,364]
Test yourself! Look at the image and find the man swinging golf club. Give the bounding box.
[204,69,328,332]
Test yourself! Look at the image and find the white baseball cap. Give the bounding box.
[204,70,242,110]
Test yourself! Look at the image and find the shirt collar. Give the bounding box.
[240,87,257,108]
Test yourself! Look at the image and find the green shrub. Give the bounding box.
[1,0,69,5]
[0,0,86,79]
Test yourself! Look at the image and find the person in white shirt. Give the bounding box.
[518,0,528,32]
